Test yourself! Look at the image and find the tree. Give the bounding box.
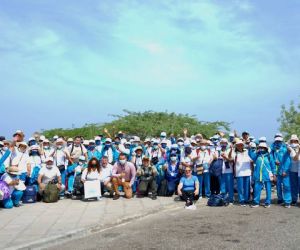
[278,100,300,139]
[42,110,230,139]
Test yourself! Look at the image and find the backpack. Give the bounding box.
[73,174,84,197]
[210,158,223,177]
[207,194,229,207]
[22,185,37,203]
[0,180,10,200]
[43,182,59,203]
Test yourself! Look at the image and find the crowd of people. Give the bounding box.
[0,129,299,210]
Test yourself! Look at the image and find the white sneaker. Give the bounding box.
[198,196,203,200]
[185,204,196,210]
[97,196,102,201]
[264,204,271,208]
[284,204,291,208]
[251,204,259,208]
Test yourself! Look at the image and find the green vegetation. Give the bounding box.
[42,110,230,139]
[278,100,300,139]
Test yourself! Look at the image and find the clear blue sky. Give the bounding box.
[0,0,299,140]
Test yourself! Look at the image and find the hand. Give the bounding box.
[282,172,287,177]
[120,173,125,178]
[194,190,199,196]
[56,183,62,190]
[183,128,188,135]
[104,128,108,133]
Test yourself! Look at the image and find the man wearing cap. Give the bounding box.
[136,156,158,200]
[68,136,88,163]
[12,130,25,144]
[249,142,276,208]
[131,146,145,169]
[37,157,63,196]
[288,135,300,205]
[99,156,113,196]
[271,134,292,208]
[41,139,54,161]
[111,154,136,200]
[0,166,24,208]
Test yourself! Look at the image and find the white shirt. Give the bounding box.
[233,150,252,177]
[53,148,69,167]
[290,148,300,173]
[81,168,101,181]
[41,148,55,162]
[195,150,212,173]
[68,144,87,160]
[100,164,113,182]
[39,165,61,184]
[11,150,30,174]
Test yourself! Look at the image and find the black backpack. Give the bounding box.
[207,194,229,207]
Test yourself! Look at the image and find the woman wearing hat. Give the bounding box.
[249,142,276,208]
[10,142,30,182]
[0,166,24,208]
[288,135,300,206]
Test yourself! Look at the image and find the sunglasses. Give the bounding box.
[185,170,192,172]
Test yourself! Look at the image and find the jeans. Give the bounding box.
[289,172,299,203]
[253,181,272,205]
[277,175,291,205]
[221,173,234,202]
[2,190,23,209]
[197,173,211,197]
[236,176,250,204]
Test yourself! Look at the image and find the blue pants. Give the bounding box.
[221,173,234,202]
[277,175,291,205]
[289,172,299,203]
[1,190,23,209]
[68,174,75,192]
[253,181,272,205]
[236,176,250,204]
[197,173,211,197]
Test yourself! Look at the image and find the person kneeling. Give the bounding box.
[136,156,158,200]
[177,166,199,209]
[37,157,64,203]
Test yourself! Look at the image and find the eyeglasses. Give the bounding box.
[185,170,192,173]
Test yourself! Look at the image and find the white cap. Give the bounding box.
[249,142,257,148]
[144,138,151,143]
[89,140,95,144]
[134,146,143,151]
[220,138,228,144]
[212,135,220,140]
[161,139,168,144]
[133,136,140,142]
[45,157,54,162]
[0,141,4,146]
[18,141,28,147]
[28,137,35,142]
[229,132,234,137]
[275,133,283,138]
[83,140,89,145]
[39,135,46,141]
[125,141,131,145]
[235,139,244,145]
[190,139,197,145]
[14,130,24,135]
[177,137,184,142]
[160,132,167,137]
[56,138,64,143]
[290,134,299,142]
[274,135,283,142]
[258,142,268,149]
[105,138,112,143]
[79,155,86,161]
[53,135,59,140]
[30,145,40,151]
[95,136,101,140]
[259,137,267,142]
[152,139,159,144]
[67,138,73,142]
[43,139,50,143]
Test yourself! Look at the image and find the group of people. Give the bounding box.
[0,129,299,210]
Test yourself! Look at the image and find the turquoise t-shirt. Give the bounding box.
[180,175,198,191]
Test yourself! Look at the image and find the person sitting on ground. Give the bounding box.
[81,157,102,201]
[99,156,113,196]
[111,153,136,200]
[37,157,63,197]
[0,166,24,208]
[136,156,158,200]
[177,166,199,209]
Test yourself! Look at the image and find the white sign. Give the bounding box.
[84,180,101,199]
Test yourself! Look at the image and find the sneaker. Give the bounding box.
[284,204,291,208]
[151,195,157,200]
[277,200,284,205]
[264,204,271,208]
[113,194,120,200]
[199,196,203,200]
[251,204,259,208]
[185,204,196,210]
[97,196,102,201]
[228,202,234,206]
[59,196,65,200]
[291,202,297,206]
[240,203,246,207]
